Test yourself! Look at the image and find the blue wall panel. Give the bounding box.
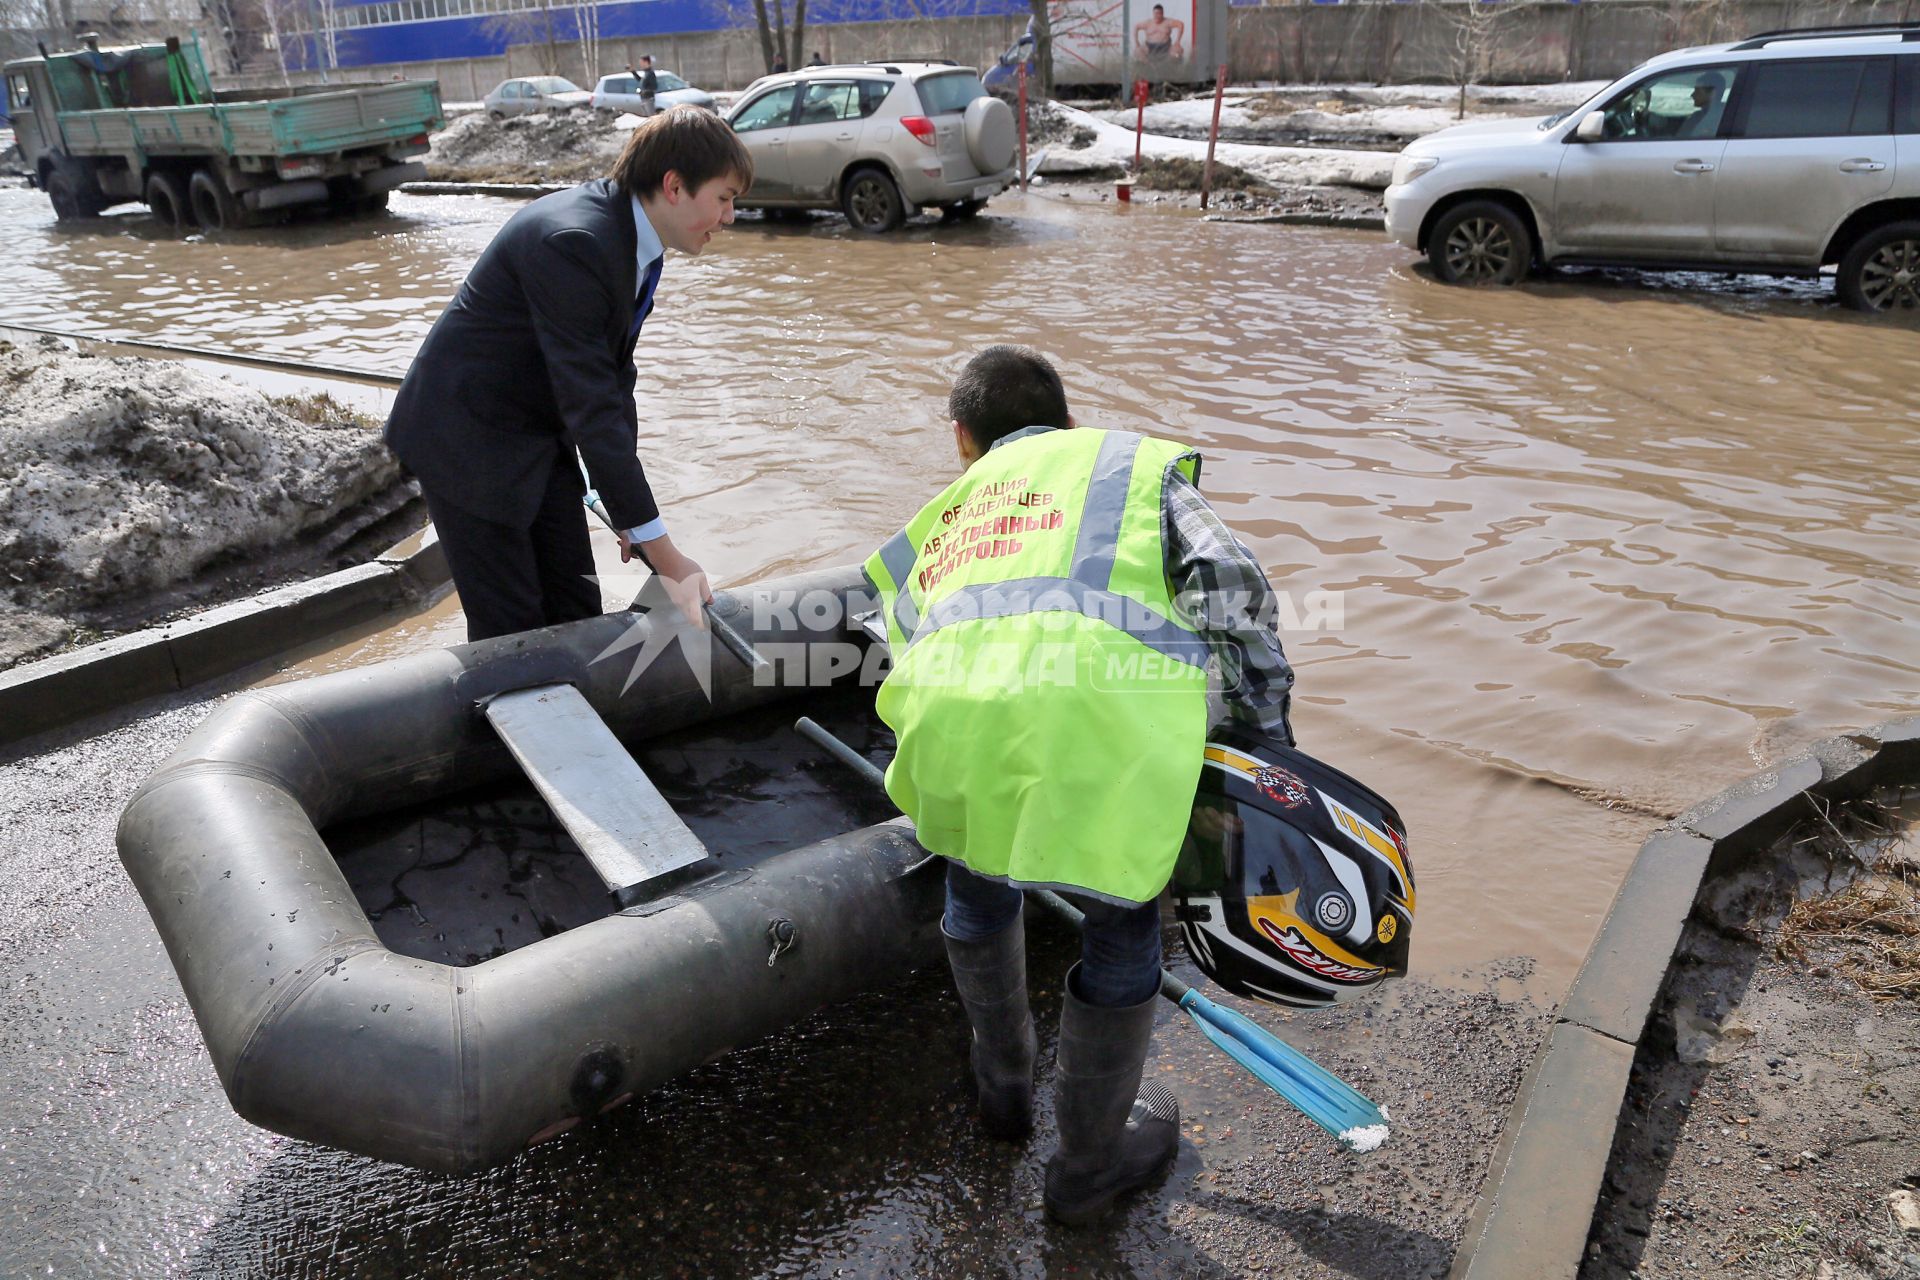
[309,0,1028,69]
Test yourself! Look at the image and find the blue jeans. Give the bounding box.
[942,860,1162,1008]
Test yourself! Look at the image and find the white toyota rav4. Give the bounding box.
[1384,24,1920,312]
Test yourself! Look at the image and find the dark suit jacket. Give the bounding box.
[385,178,658,530]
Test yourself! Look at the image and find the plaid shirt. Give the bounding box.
[986,428,1296,742]
[1163,467,1296,742]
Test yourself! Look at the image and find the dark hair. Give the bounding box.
[610,105,753,198]
[949,346,1070,450]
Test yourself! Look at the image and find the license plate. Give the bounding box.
[972,182,998,201]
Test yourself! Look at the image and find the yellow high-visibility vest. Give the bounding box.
[863,428,1210,905]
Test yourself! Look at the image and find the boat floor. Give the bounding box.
[325,687,900,967]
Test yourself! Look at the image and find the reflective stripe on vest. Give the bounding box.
[874,526,920,643]
[879,430,1202,664]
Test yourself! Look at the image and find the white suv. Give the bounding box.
[1384,24,1920,312]
[725,61,1018,233]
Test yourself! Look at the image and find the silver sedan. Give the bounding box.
[484,77,592,120]
[589,71,715,115]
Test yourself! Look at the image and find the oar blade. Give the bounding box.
[1180,991,1390,1153]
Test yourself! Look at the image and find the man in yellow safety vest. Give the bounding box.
[863,346,1295,1225]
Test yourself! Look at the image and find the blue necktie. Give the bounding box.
[629,256,662,340]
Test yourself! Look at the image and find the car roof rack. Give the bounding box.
[1729,21,1920,50]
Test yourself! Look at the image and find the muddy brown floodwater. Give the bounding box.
[0,183,1914,1278]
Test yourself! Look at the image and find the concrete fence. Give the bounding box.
[1231,0,1920,86]
[216,0,1920,99]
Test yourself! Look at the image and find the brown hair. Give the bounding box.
[610,105,753,199]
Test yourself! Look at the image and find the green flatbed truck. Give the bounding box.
[5,34,444,228]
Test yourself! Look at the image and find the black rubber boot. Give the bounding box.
[1043,963,1180,1226]
[944,919,1038,1141]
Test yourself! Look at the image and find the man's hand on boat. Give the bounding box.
[621,530,712,629]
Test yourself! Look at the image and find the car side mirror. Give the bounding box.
[1575,110,1605,142]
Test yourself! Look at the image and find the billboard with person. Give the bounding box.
[1046,0,1223,86]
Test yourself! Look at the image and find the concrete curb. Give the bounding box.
[0,526,448,752]
[1450,715,1920,1280]
[1202,211,1387,231]
[398,181,568,199]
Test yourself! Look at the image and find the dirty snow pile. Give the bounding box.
[1036,100,1395,190]
[0,340,402,650]
[426,110,626,184]
[1085,81,1608,147]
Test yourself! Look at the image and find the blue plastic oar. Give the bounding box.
[791,716,1392,1153]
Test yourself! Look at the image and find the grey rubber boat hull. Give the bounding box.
[117,566,943,1174]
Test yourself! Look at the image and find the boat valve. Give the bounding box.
[766,917,796,966]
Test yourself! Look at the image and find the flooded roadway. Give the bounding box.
[0,183,1915,1277]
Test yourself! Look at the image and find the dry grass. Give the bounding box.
[270,391,378,430]
[1245,92,1363,121]
[1131,155,1267,192]
[1776,797,1920,999]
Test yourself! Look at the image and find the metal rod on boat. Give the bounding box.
[790,714,1393,1153]
[702,607,773,674]
[580,486,771,674]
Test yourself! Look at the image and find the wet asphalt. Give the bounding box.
[0,673,1545,1279]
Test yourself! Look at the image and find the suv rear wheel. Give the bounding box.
[1429,200,1532,286]
[1836,221,1920,313]
[842,167,906,234]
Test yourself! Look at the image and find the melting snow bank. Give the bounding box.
[426,110,626,185]
[1036,101,1395,191]
[0,338,409,669]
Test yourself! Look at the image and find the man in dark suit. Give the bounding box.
[386,107,752,642]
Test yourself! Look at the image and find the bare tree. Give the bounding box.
[725,0,805,76]
[312,0,338,79]
[257,0,295,84]
[484,0,563,76]
[1435,0,1517,120]
[573,0,598,84]
[40,0,73,41]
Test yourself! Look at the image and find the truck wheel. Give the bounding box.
[1428,199,1532,286]
[145,171,193,232]
[46,170,85,220]
[841,167,905,234]
[189,168,245,231]
[1835,220,1920,313]
[45,163,108,221]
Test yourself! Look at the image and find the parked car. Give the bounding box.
[724,61,1017,233]
[1383,23,1920,313]
[981,33,1036,99]
[484,76,591,120]
[589,70,714,114]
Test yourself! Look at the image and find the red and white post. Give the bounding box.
[1018,62,1029,193]
[1200,63,1227,211]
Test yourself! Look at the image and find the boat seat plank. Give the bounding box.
[484,684,709,904]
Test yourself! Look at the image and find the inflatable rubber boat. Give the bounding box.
[117,565,942,1173]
